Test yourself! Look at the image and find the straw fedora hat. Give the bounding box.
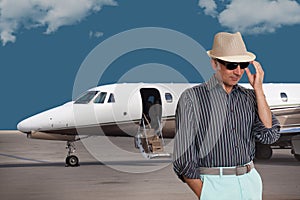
[207,32,256,62]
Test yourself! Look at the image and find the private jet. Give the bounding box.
[17,83,300,166]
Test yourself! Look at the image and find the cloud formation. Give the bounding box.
[198,0,218,17]
[198,0,300,34]
[0,0,117,45]
[89,30,104,39]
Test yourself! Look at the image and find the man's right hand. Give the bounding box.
[183,176,203,199]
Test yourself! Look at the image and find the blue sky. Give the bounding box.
[1,0,300,129]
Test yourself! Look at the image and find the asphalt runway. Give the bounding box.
[0,131,300,200]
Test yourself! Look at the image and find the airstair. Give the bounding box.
[135,115,171,159]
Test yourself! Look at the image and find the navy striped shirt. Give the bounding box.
[173,75,280,181]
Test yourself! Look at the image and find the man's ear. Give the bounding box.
[211,59,218,71]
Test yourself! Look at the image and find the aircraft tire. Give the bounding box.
[255,143,273,160]
[66,155,79,167]
[294,154,300,161]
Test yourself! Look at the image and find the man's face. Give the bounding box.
[212,59,245,87]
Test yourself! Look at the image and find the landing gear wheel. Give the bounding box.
[65,155,79,167]
[65,141,80,167]
[255,143,273,160]
[294,154,300,161]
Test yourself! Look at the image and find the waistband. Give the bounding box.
[197,161,254,176]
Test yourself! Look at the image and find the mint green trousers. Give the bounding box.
[200,168,262,200]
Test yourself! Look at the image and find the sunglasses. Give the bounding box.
[216,59,250,70]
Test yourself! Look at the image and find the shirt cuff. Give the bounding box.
[174,162,200,183]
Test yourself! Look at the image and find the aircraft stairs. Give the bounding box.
[135,116,171,159]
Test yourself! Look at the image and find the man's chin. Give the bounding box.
[230,77,241,84]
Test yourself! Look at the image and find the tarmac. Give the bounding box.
[0,131,300,200]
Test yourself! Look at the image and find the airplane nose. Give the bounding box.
[17,119,32,133]
[17,101,75,133]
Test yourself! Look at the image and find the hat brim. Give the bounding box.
[207,50,256,62]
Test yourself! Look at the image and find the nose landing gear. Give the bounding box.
[65,141,79,167]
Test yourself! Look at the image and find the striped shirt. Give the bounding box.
[173,75,280,181]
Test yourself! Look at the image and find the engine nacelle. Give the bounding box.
[28,131,76,141]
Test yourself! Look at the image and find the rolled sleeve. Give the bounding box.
[173,90,200,182]
[173,158,199,182]
[253,113,281,144]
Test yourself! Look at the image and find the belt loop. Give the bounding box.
[220,167,223,177]
[246,164,251,173]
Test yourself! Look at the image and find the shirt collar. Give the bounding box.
[206,74,221,90]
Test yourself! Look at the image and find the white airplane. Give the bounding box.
[17,82,300,166]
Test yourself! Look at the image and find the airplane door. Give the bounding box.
[140,88,162,131]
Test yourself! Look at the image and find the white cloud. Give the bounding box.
[198,0,218,17]
[198,0,300,34]
[0,0,117,45]
[89,30,104,38]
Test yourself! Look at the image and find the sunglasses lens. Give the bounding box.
[239,62,250,69]
[226,63,238,70]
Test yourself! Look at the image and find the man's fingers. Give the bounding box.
[245,68,252,78]
[252,61,264,74]
[252,61,259,72]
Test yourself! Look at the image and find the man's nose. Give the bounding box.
[233,65,243,75]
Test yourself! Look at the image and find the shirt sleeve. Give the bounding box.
[252,111,281,144]
[173,89,200,182]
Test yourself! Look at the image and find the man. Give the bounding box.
[173,32,280,200]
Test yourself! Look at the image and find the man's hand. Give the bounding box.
[183,176,203,199]
[245,61,264,91]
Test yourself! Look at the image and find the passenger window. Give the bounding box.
[165,93,173,103]
[108,93,115,103]
[280,92,288,102]
[74,91,98,104]
[94,92,107,104]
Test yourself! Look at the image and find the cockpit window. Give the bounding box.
[108,93,115,103]
[74,91,98,104]
[94,92,107,104]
